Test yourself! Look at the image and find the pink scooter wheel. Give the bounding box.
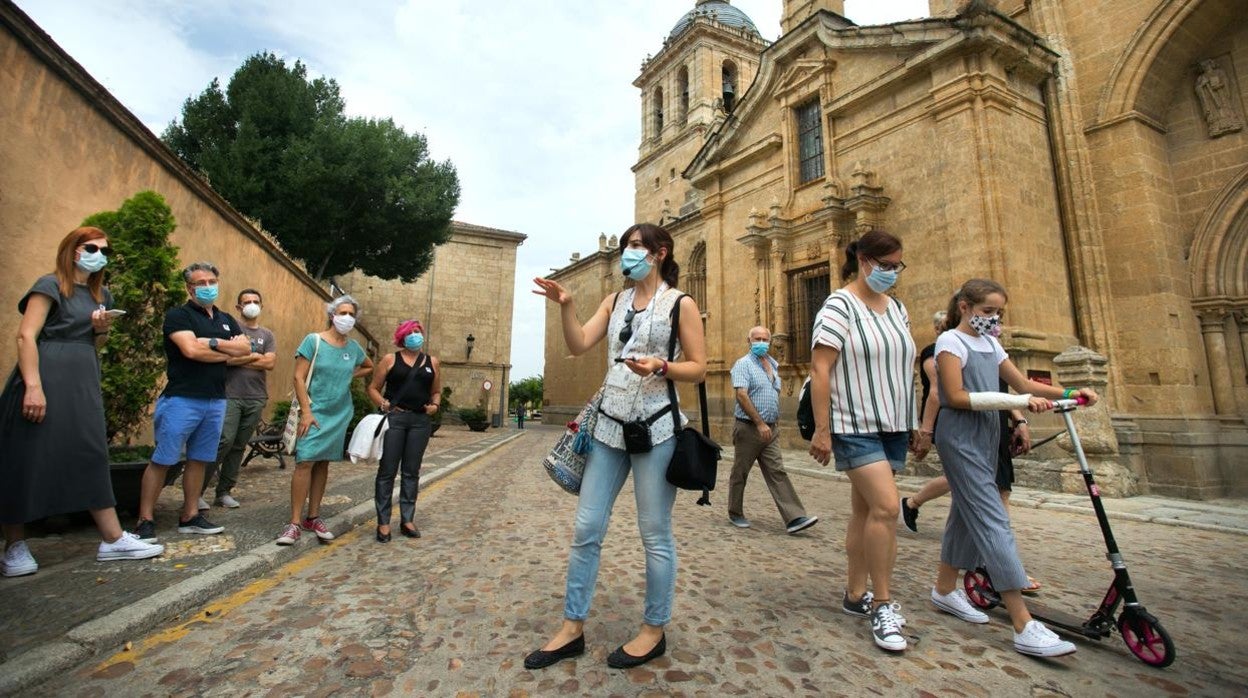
[963,568,999,610]
[1118,611,1176,668]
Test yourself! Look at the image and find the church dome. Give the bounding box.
[669,1,760,40]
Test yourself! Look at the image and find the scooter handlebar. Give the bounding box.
[1052,396,1089,409]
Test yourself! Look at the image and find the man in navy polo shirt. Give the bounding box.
[727,326,818,535]
[132,262,252,542]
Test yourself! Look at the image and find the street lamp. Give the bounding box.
[466,333,475,359]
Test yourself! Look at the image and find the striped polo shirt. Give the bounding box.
[811,288,917,434]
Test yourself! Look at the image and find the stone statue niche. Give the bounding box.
[1195,58,1244,138]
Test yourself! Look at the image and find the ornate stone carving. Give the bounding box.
[1195,59,1244,138]
[1052,346,1139,497]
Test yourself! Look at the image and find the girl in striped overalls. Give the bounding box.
[929,279,1098,658]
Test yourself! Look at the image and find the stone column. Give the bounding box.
[1230,310,1248,415]
[1199,308,1236,415]
[1052,346,1138,496]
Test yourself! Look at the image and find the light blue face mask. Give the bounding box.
[750,341,769,357]
[76,250,108,274]
[404,333,424,350]
[864,263,898,293]
[620,248,653,281]
[194,284,219,305]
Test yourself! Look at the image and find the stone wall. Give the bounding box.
[0,3,380,433]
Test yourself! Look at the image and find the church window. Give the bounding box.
[787,264,831,363]
[722,61,738,114]
[797,99,824,184]
[687,242,707,312]
[677,66,690,126]
[670,167,677,181]
[654,86,665,139]
[654,177,661,190]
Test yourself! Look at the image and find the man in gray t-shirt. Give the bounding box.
[200,289,277,509]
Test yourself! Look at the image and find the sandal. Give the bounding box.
[1021,576,1041,595]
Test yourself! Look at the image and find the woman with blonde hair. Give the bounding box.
[1,226,164,576]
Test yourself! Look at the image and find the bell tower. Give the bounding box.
[633,1,769,225]
[780,0,846,34]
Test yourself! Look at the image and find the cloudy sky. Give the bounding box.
[19,0,929,380]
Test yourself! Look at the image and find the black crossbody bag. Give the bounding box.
[375,352,428,437]
[663,294,722,505]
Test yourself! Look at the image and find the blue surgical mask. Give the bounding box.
[750,341,769,357]
[865,263,897,293]
[194,284,219,305]
[76,250,108,274]
[404,333,424,350]
[620,248,653,281]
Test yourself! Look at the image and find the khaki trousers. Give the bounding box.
[728,420,806,523]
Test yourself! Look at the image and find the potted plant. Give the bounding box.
[457,406,489,432]
[85,191,185,513]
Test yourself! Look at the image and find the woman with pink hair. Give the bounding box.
[366,319,441,542]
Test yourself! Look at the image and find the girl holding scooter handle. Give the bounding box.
[929,278,1098,658]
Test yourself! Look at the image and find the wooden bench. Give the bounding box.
[242,420,288,470]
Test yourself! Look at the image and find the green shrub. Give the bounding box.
[456,406,487,424]
[83,191,184,444]
[270,400,292,426]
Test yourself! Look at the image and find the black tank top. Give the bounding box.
[384,352,434,410]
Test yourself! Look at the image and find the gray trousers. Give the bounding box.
[203,398,266,497]
[727,420,806,523]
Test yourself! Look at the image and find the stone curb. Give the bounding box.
[0,431,526,698]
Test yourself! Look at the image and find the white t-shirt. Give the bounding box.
[934,329,1008,367]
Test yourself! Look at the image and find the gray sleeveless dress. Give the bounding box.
[934,333,1028,591]
[0,275,116,523]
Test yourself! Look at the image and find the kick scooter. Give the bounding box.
[962,397,1176,667]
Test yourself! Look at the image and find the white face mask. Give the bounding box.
[332,314,356,334]
[241,303,262,319]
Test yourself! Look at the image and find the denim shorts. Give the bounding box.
[152,396,227,466]
[832,431,909,472]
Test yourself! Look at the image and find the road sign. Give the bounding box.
[483,380,493,391]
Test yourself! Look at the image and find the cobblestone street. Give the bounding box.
[35,425,1246,696]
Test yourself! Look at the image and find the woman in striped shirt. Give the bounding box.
[808,229,916,652]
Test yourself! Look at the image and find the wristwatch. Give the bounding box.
[208,338,219,351]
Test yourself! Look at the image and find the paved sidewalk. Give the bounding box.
[0,427,527,695]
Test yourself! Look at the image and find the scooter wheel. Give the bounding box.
[963,568,999,609]
[1118,610,1176,668]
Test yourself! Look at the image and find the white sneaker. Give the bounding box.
[2,541,38,577]
[197,497,211,511]
[97,532,165,561]
[1014,620,1076,657]
[871,602,907,651]
[216,494,241,508]
[931,587,989,624]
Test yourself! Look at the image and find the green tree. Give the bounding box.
[509,376,543,410]
[163,52,459,281]
[82,191,184,443]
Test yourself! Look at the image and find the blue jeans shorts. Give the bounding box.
[832,431,909,472]
[152,396,227,466]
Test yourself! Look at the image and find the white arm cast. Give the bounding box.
[967,392,1032,411]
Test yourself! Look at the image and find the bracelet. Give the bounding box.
[1062,387,1076,399]
[1014,418,1028,426]
[656,360,668,377]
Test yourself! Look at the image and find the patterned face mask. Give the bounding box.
[968,313,1001,337]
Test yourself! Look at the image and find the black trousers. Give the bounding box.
[374,411,431,525]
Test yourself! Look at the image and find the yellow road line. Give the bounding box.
[90,467,467,671]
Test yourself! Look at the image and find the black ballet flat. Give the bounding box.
[607,634,666,669]
[523,634,585,670]
[376,527,391,543]
[400,523,421,538]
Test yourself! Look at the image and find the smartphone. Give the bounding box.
[103,309,127,318]
[614,357,638,363]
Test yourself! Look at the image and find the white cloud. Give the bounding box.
[17,0,928,381]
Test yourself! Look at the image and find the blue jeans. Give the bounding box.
[564,437,678,626]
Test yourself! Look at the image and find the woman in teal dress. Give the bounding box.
[275,295,372,545]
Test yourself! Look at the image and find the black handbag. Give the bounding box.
[663,294,722,505]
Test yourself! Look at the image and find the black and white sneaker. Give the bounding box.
[871,602,907,652]
[785,516,819,534]
[900,497,919,533]
[177,513,224,535]
[842,590,874,618]
[132,519,158,543]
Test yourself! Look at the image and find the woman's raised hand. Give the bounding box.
[532,277,571,306]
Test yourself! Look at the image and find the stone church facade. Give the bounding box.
[544,0,1248,499]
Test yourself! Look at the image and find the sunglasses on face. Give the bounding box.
[82,243,113,257]
[619,307,637,345]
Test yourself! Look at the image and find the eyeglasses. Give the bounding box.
[618,307,637,345]
[82,243,113,257]
[872,258,906,273]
